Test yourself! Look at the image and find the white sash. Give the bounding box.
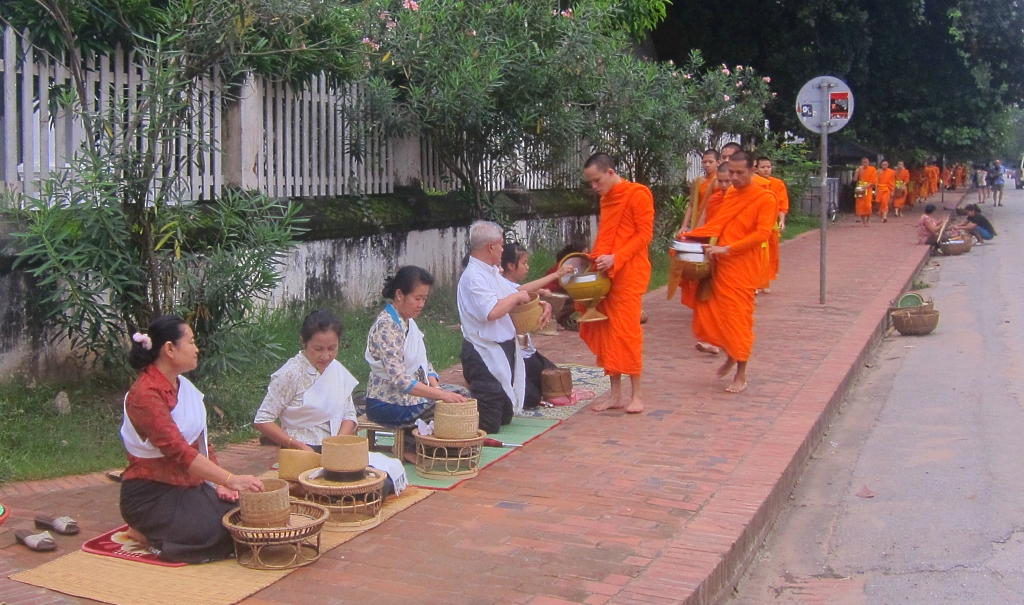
[280,360,358,437]
[464,329,526,415]
[121,375,208,460]
[365,315,432,384]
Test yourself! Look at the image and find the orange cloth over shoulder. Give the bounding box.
[679,188,726,309]
[877,168,896,213]
[767,176,789,282]
[855,165,877,217]
[893,168,910,209]
[751,174,775,289]
[683,183,776,362]
[579,180,654,376]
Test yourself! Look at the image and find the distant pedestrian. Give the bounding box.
[960,204,996,245]
[989,160,1006,206]
[974,166,989,204]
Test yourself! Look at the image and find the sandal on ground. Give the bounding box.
[15,530,57,552]
[35,515,80,535]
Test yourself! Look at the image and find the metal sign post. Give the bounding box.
[796,76,854,305]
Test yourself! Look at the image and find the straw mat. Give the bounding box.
[9,487,432,605]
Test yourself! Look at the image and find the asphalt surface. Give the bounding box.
[729,189,1024,604]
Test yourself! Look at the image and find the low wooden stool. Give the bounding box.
[357,415,415,461]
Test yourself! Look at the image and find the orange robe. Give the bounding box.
[680,187,726,309]
[680,175,717,234]
[928,166,939,196]
[855,166,877,217]
[956,165,965,189]
[893,168,910,209]
[684,183,776,362]
[752,174,775,289]
[579,180,653,376]
[876,168,896,213]
[766,176,789,281]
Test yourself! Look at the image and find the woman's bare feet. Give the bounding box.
[124,526,148,545]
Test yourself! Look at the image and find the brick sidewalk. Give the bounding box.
[0,197,959,605]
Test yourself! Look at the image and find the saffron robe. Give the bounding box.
[766,176,789,281]
[684,183,775,362]
[751,174,775,288]
[681,175,717,234]
[579,180,654,376]
[855,166,877,217]
[680,187,726,309]
[893,168,910,209]
[876,168,896,213]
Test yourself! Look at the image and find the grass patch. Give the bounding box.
[782,211,820,241]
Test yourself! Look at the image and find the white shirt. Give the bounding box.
[458,256,518,343]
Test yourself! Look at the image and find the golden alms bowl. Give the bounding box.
[558,253,611,323]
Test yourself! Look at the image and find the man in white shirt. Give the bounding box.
[458,221,550,433]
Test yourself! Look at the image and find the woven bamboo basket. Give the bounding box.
[239,478,291,528]
[541,367,573,399]
[433,399,480,439]
[891,308,939,336]
[413,429,486,479]
[939,239,972,256]
[509,292,543,335]
[278,449,322,482]
[321,435,369,481]
[223,500,329,570]
[297,467,387,532]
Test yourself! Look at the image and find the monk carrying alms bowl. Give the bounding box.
[558,252,612,323]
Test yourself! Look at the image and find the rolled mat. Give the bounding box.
[9,487,432,605]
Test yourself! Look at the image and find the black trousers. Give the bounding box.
[460,338,518,434]
[523,351,556,409]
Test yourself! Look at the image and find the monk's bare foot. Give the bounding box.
[725,379,747,393]
[762,288,771,294]
[695,342,720,355]
[125,526,148,545]
[716,358,736,378]
[591,392,622,412]
[624,397,644,414]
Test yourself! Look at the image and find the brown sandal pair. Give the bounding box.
[15,515,80,552]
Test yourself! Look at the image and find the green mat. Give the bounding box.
[399,417,560,490]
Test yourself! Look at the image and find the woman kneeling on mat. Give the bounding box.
[254,310,405,494]
[120,315,264,564]
[365,266,468,461]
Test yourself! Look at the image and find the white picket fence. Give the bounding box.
[0,26,592,203]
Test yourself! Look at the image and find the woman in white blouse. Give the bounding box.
[254,310,359,452]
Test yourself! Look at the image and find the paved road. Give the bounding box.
[730,190,1024,604]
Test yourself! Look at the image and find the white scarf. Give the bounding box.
[121,375,209,460]
[280,360,358,437]
[464,328,526,414]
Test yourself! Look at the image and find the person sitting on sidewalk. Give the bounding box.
[917,204,942,247]
[502,243,573,408]
[960,204,997,245]
[459,221,551,433]
[120,315,264,564]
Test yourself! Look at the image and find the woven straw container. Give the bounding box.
[541,368,573,399]
[239,478,291,528]
[509,292,543,335]
[891,308,939,336]
[321,436,369,473]
[433,399,480,439]
[278,449,322,482]
[940,239,972,256]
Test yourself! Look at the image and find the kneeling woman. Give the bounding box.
[120,316,264,564]
[254,311,405,493]
[364,267,468,458]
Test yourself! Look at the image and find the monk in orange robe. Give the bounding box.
[580,153,654,414]
[720,143,774,292]
[928,163,940,197]
[956,164,966,190]
[678,169,731,313]
[916,167,929,202]
[682,151,775,393]
[941,166,951,191]
[755,156,789,285]
[854,157,877,226]
[682,149,719,232]
[876,160,896,222]
[893,161,910,217]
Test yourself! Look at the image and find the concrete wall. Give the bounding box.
[0,214,597,379]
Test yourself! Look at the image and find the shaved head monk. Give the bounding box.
[854,157,877,226]
[682,151,775,393]
[581,153,654,413]
[755,156,789,287]
[877,160,895,223]
[893,161,910,217]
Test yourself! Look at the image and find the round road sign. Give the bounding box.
[796,76,854,134]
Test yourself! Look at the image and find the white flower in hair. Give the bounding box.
[132,332,153,350]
